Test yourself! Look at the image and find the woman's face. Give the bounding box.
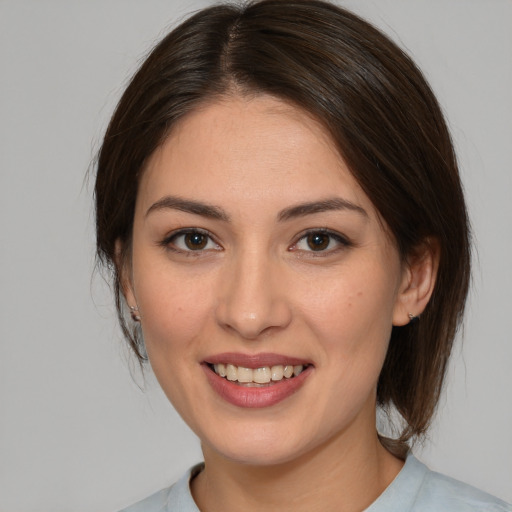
[125,95,411,465]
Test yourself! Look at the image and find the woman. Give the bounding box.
[94,1,511,510]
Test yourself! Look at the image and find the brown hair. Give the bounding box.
[95,0,470,453]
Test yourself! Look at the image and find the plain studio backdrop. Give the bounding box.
[1,1,511,510]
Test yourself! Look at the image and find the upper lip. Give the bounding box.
[204,352,312,369]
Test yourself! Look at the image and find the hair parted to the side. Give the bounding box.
[95,0,471,455]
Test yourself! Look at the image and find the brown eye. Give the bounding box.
[306,233,330,251]
[164,229,220,253]
[292,230,350,254]
[184,232,208,250]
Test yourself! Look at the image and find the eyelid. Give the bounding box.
[160,228,222,253]
[290,228,352,253]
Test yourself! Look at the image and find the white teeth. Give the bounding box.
[226,364,237,381]
[213,363,306,383]
[283,365,294,378]
[237,367,253,383]
[217,363,226,377]
[253,367,271,384]
[271,365,284,381]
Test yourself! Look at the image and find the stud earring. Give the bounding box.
[129,305,141,322]
[408,313,419,324]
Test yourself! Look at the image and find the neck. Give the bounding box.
[191,425,404,512]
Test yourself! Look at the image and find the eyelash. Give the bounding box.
[160,228,221,255]
[160,228,352,256]
[291,229,352,255]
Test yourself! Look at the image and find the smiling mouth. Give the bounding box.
[208,363,309,387]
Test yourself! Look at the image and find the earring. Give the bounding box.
[129,305,141,322]
[408,313,419,324]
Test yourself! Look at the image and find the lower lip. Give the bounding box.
[203,364,312,408]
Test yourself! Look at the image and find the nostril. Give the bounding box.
[215,297,293,340]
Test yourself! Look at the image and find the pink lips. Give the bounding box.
[205,352,310,368]
[202,352,313,409]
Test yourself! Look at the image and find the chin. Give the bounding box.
[210,439,307,467]
[199,419,325,467]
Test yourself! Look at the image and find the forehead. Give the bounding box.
[137,95,376,219]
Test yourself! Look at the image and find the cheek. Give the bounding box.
[134,270,215,422]
[134,267,213,355]
[295,264,398,359]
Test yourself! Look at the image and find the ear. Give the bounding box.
[392,238,440,326]
[115,239,137,308]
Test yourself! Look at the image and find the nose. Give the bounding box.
[215,249,292,340]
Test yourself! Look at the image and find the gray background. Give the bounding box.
[1,1,511,510]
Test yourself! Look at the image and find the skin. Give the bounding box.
[122,95,437,512]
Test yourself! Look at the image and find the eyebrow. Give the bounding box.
[145,196,230,221]
[277,198,368,221]
[145,195,367,222]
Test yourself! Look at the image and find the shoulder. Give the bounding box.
[416,461,512,512]
[118,464,203,512]
[367,454,511,512]
[119,486,173,512]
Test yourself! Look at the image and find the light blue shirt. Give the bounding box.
[120,455,511,511]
